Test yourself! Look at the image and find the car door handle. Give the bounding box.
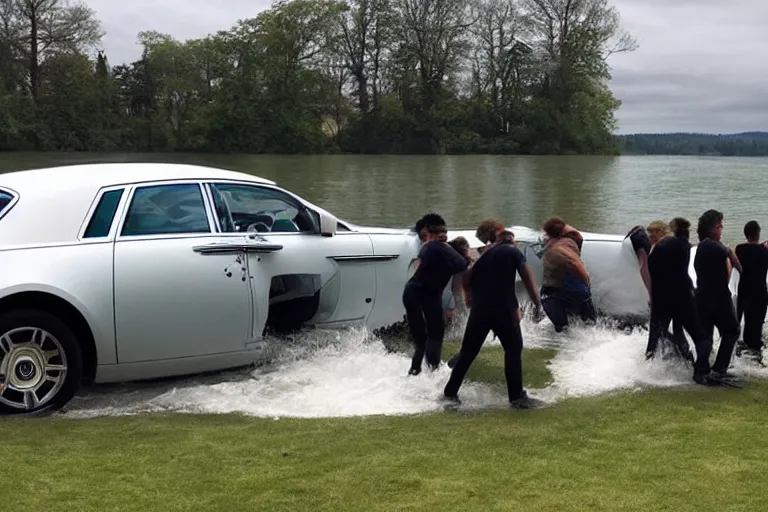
[193,241,283,254]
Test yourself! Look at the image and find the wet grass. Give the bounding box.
[3,345,768,511]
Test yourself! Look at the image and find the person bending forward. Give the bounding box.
[403,224,469,375]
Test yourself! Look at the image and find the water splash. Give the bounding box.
[62,314,767,420]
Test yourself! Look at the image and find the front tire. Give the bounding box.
[0,309,83,416]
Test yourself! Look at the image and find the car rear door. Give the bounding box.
[112,181,252,363]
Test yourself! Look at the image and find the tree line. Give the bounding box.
[619,132,768,157]
[2,0,640,155]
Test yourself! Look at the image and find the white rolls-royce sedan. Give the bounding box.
[0,163,738,414]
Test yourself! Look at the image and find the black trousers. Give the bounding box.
[737,295,768,351]
[646,314,690,360]
[402,280,445,370]
[696,291,741,374]
[647,291,711,375]
[444,309,524,402]
[540,286,597,332]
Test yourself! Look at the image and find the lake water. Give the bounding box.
[1,152,766,244]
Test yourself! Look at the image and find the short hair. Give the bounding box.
[475,219,505,244]
[448,236,469,256]
[670,217,691,240]
[646,220,668,236]
[744,220,761,240]
[414,213,446,233]
[696,209,723,242]
[427,224,447,234]
[497,230,515,243]
[542,216,566,239]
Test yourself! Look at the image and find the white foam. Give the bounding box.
[63,327,507,419]
[62,315,767,420]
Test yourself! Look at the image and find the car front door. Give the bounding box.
[112,181,252,363]
[204,182,378,339]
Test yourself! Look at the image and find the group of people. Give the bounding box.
[404,213,600,409]
[626,211,768,387]
[403,210,768,408]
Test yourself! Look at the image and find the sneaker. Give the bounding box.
[509,390,545,410]
[711,371,740,381]
[440,394,461,408]
[693,372,711,386]
[408,366,421,376]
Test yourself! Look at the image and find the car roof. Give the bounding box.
[0,163,275,192]
[0,163,276,248]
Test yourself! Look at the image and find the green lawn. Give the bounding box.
[3,342,767,511]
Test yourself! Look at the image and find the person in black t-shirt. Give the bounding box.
[628,222,688,360]
[694,209,743,381]
[626,225,653,296]
[735,220,768,357]
[443,230,544,409]
[403,223,469,375]
[646,217,712,383]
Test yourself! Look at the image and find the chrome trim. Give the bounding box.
[328,255,400,262]
[115,181,214,240]
[193,241,283,254]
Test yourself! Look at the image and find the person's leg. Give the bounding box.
[743,297,768,351]
[682,293,712,379]
[492,316,525,402]
[541,287,568,332]
[444,311,491,399]
[646,301,673,358]
[711,296,741,375]
[423,293,447,370]
[402,283,427,374]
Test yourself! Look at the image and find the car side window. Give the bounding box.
[84,189,124,238]
[0,189,15,212]
[121,183,211,236]
[209,183,318,234]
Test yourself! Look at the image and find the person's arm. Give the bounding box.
[637,249,652,297]
[559,243,590,285]
[506,247,542,320]
[442,282,455,323]
[445,244,470,275]
[723,242,742,275]
[519,264,543,321]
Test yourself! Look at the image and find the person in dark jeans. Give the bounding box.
[734,221,768,361]
[646,217,716,384]
[693,210,743,381]
[539,216,596,332]
[403,223,469,375]
[443,230,543,409]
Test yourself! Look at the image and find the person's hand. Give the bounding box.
[532,304,545,323]
[446,308,454,324]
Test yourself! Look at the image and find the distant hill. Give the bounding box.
[618,132,768,156]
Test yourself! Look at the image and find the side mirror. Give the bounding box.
[319,211,337,237]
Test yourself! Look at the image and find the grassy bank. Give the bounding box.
[3,344,767,511]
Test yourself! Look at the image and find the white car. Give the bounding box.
[0,163,740,414]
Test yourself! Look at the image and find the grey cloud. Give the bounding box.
[609,0,768,133]
[86,0,767,134]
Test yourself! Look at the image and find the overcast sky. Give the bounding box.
[86,0,767,134]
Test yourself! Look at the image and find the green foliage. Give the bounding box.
[0,0,644,155]
[619,132,768,157]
